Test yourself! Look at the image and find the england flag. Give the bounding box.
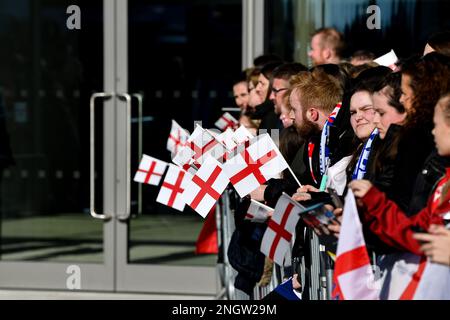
[223,134,289,198]
[232,125,254,145]
[245,200,274,223]
[172,125,227,173]
[260,193,303,266]
[156,164,192,212]
[332,190,380,300]
[167,120,190,157]
[134,155,168,186]
[215,112,239,131]
[182,157,229,218]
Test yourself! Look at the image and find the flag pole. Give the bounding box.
[287,166,303,188]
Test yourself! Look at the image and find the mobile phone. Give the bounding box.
[327,187,343,209]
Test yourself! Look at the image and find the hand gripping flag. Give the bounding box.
[260,193,303,266]
[172,125,227,173]
[156,164,192,212]
[232,125,254,145]
[167,120,190,157]
[182,157,229,218]
[332,190,379,300]
[215,112,239,131]
[223,134,289,198]
[245,200,274,223]
[134,155,168,186]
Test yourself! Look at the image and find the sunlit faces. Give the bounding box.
[432,100,450,157]
[308,34,326,66]
[270,78,290,115]
[248,81,262,108]
[400,74,414,112]
[255,73,270,102]
[233,82,249,110]
[373,89,406,139]
[289,89,305,130]
[280,99,293,128]
[350,91,377,140]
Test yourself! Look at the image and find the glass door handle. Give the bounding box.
[132,93,144,217]
[116,93,132,221]
[90,92,115,220]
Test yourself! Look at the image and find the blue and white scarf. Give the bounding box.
[352,128,379,180]
[320,102,342,175]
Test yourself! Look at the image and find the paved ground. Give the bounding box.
[0,289,214,300]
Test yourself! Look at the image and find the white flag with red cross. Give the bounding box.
[156,164,192,212]
[167,120,190,157]
[217,128,237,151]
[260,193,303,266]
[245,200,274,223]
[223,133,289,198]
[232,125,254,145]
[182,156,229,218]
[332,190,380,300]
[134,155,168,186]
[172,125,227,173]
[215,112,239,131]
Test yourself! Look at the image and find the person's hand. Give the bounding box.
[296,185,320,194]
[413,224,450,266]
[292,273,302,290]
[292,191,312,202]
[324,208,342,238]
[348,180,373,198]
[250,185,267,201]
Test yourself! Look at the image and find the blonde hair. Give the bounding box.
[290,70,343,114]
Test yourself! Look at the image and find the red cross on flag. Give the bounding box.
[215,112,239,131]
[260,193,303,266]
[172,125,227,173]
[134,155,168,186]
[156,164,192,212]
[182,157,229,218]
[232,125,254,145]
[332,190,380,300]
[167,120,190,157]
[223,134,289,198]
[245,200,274,223]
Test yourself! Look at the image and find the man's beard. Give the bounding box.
[295,118,321,139]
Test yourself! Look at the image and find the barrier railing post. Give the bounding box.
[309,231,321,300]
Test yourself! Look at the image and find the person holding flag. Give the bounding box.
[344,94,450,299]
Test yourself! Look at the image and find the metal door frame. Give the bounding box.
[113,0,217,296]
[0,0,117,291]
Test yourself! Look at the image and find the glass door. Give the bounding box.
[115,0,242,295]
[0,0,115,291]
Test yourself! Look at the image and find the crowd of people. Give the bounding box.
[227,27,450,300]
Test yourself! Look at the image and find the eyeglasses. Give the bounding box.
[272,87,288,95]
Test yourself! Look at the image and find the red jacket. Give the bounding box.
[360,167,450,255]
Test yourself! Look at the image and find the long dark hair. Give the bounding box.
[400,53,450,131]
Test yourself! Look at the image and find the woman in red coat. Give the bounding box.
[348,93,450,258]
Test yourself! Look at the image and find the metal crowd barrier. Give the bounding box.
[215,187,339,300]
